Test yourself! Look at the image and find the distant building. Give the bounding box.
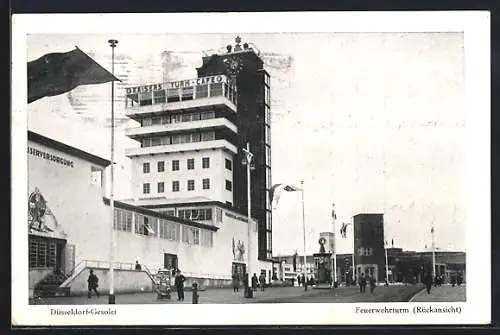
[354,213,386,281]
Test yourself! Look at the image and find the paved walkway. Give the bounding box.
[33,284,425,305]
[34,286,328,305]
[410,284,466,302]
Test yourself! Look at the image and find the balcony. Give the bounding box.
[125,118,238,139]
[125,139,238,157]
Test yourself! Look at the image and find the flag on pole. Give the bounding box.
[391,238,394,248]
[340,222,349,238]
[269,184,302,209]
[331,203,337,220]
[28,47,120,104]
[431,227,434,234]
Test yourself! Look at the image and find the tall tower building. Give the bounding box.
[353,213,385,281]
[196,37,272,261]
[123,37,273,263]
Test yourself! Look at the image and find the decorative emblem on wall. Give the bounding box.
[232,237,245,262]
[28,187,48,232]
[28,188,63,237]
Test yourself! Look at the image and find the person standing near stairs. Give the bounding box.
[87,269,100,298]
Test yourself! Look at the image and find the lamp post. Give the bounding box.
[331,203,337,286]
[300,180,307,284]
[431,223,436,279]
[108,38,118,305]
[242,143,254,297]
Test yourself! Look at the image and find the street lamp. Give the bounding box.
[108,38,118,305]
[242,142,254,298]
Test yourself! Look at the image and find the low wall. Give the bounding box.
[184,277,232,290]
[68,268,155,296]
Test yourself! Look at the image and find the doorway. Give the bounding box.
[164,253,178,272]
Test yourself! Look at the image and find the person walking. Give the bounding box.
[232,273,240,293]
[259,273,266,292]
[251,273,258,292]
[369,275,376,294]
[297,275,302,287]
[87,269,99,299]
[358,273,365,293]
[174,270,186,301]
[423,272,433,294]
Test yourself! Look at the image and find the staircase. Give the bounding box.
[34,271,71,297]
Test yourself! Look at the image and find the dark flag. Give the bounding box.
[28,47,120,104]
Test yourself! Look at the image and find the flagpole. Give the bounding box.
[300,180,307,282]
[351,219,355,284]
[431,223,436,279]
[108,39,118,305]
[332,203,337,286]
[242,142,253,298]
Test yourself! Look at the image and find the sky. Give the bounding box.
[26,32,466,255]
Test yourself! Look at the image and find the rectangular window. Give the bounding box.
[200,111,215,120]
[172,181,180,192]
[135,214,157,237]
[171,114,182,123]
[113,208,133,232]
[195,84,208,99]
[172,160,179,171]
[171,135,180,144]
[167,88,180,102]
[154,90,166,104]
[161,136,171,145]
[266,213,272,231]
[201,131,215,141]
[191,112,201,121]
[182,113,192,122]
[187,158,195,170]
[152,116,162,125]
[225,158,232,170]
[202,178,210,190]
[141,138,152,147]
[201,230,214,247]
[225,180,232,191]
[139,92,153,106]
[191,132,201,142]
[181,86,194,101]
[158,182,165,193]
[142,118,152,126]
[210,82,223,97]
[216,208,223,222]
[187,179,195,191]
[202,157,210,168]
[143,162,150,174]
[161,115,171,124]
[265,125,271,145]
[157,161,165,172]
[151,137,162,146]
[178,208,212,221]
[266,145,271,166]
[143,183,150,194]
[159,220,180,241]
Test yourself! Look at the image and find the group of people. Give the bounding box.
[357,273,377,294]
[232,272,267,293]
[296,274,315,288]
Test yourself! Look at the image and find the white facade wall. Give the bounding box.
[130,149,234,204]
[28,140,110,269]
[112,207,257,280]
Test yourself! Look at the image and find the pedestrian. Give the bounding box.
[301,274,306,287]
[135,260,142,271]
[232,273,240,293]
[423,272,433,294]
[369,275,376,294]
[297,275,302,287]
[174,270,186,301]
[359,273,366,293]
[87,269,99,299]
[259,273,266,292]
[251,273,258,292]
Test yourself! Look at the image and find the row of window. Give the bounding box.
[143,157,232,173]
[357,247,374,256]
[159,207,224,223]
[142,178,232,193]
[126,82,237,108]
[141,111,216,127]
[141,131,216,148]
[114,208,214,247]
